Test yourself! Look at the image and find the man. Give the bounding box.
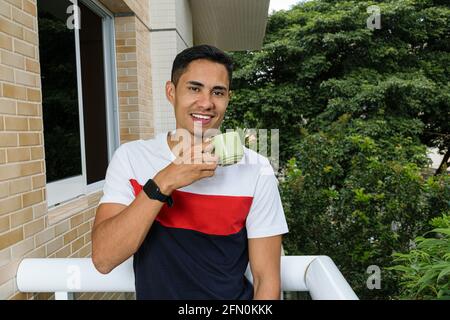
[92,45,289,299]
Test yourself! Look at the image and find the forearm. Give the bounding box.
[92,191,164,274]
[253,278,281,300]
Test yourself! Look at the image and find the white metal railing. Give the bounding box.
[16,255,358,300]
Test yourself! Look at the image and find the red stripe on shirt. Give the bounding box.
[130,179,142,196]
[129,179,253,236]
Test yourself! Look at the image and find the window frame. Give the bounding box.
[46,0,120,207]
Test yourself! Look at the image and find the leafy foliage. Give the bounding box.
[38,11,82,183]
[225,0,450,299]
[389,214,450,299]
[280,116,450,299]
[224,0,450,167]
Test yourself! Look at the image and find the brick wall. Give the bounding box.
[123,0,150,29]
[0,0,47,300]
[115,15,154,143]
[0,0,154,300]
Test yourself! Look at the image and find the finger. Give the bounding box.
[180,152,196,165]
[186,145,204,164]
[202,152,218,164]
[203,142,214,153]
[190,144,203,157]
[199,161,218,171]
[198,170,215,179]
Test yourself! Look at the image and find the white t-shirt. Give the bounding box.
[99,131,289,239]
[99,131,289,299]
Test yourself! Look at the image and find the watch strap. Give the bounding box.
[143,178,173,207]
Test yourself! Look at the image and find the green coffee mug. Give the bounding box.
[211,132,244,166]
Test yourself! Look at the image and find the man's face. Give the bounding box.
[166,59,231,137]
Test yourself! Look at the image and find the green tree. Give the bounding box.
[224,0,450,168]
[224,0,450,299]
[280,116,450,299]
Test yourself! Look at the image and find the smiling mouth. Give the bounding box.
[190,113,214,124]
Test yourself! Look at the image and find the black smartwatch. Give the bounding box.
[143,179,173,207]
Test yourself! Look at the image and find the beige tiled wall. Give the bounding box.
[99,0,150,29]
[0,0,48,300]
[150,30,177,134]
[115,15,154,143]
[0,0,156,300]
[150,0,193,135]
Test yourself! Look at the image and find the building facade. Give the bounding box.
[0,0,269,299]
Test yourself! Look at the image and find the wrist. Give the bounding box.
[153,174,174,195]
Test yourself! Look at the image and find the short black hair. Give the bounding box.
[171,45,233,88]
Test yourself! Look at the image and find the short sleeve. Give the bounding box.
[246,161,289,239]
[98,144,135,206]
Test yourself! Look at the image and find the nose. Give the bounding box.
[196,91,214,110]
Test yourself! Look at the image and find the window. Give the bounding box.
[38,0,119,207]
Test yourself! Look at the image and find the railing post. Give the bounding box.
[55,292,73,300]
[305,256,359,300]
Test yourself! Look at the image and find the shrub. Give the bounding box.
[280,116,450,299]
[389,214,450,300]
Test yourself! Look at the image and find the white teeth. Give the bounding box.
[192,114,211,120]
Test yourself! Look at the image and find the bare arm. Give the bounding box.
[91,190,165,274]
[248,235,283,300]
[92,141,218,274]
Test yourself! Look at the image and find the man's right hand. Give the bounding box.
[93,138,218,274]
[153,139,218,195]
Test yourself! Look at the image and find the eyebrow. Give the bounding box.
[186,81,228,91]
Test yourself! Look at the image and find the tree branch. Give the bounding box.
[435,149,450,175]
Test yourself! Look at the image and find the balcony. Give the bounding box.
[16,255,358,300]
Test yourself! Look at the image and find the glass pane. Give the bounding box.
[38,0,82,183]
[78,2,109,185]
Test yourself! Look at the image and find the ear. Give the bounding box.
[228,90,233,99]
[165,81,176,105]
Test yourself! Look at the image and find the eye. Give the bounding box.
[213,91,225,96]
[188,86,200,92]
